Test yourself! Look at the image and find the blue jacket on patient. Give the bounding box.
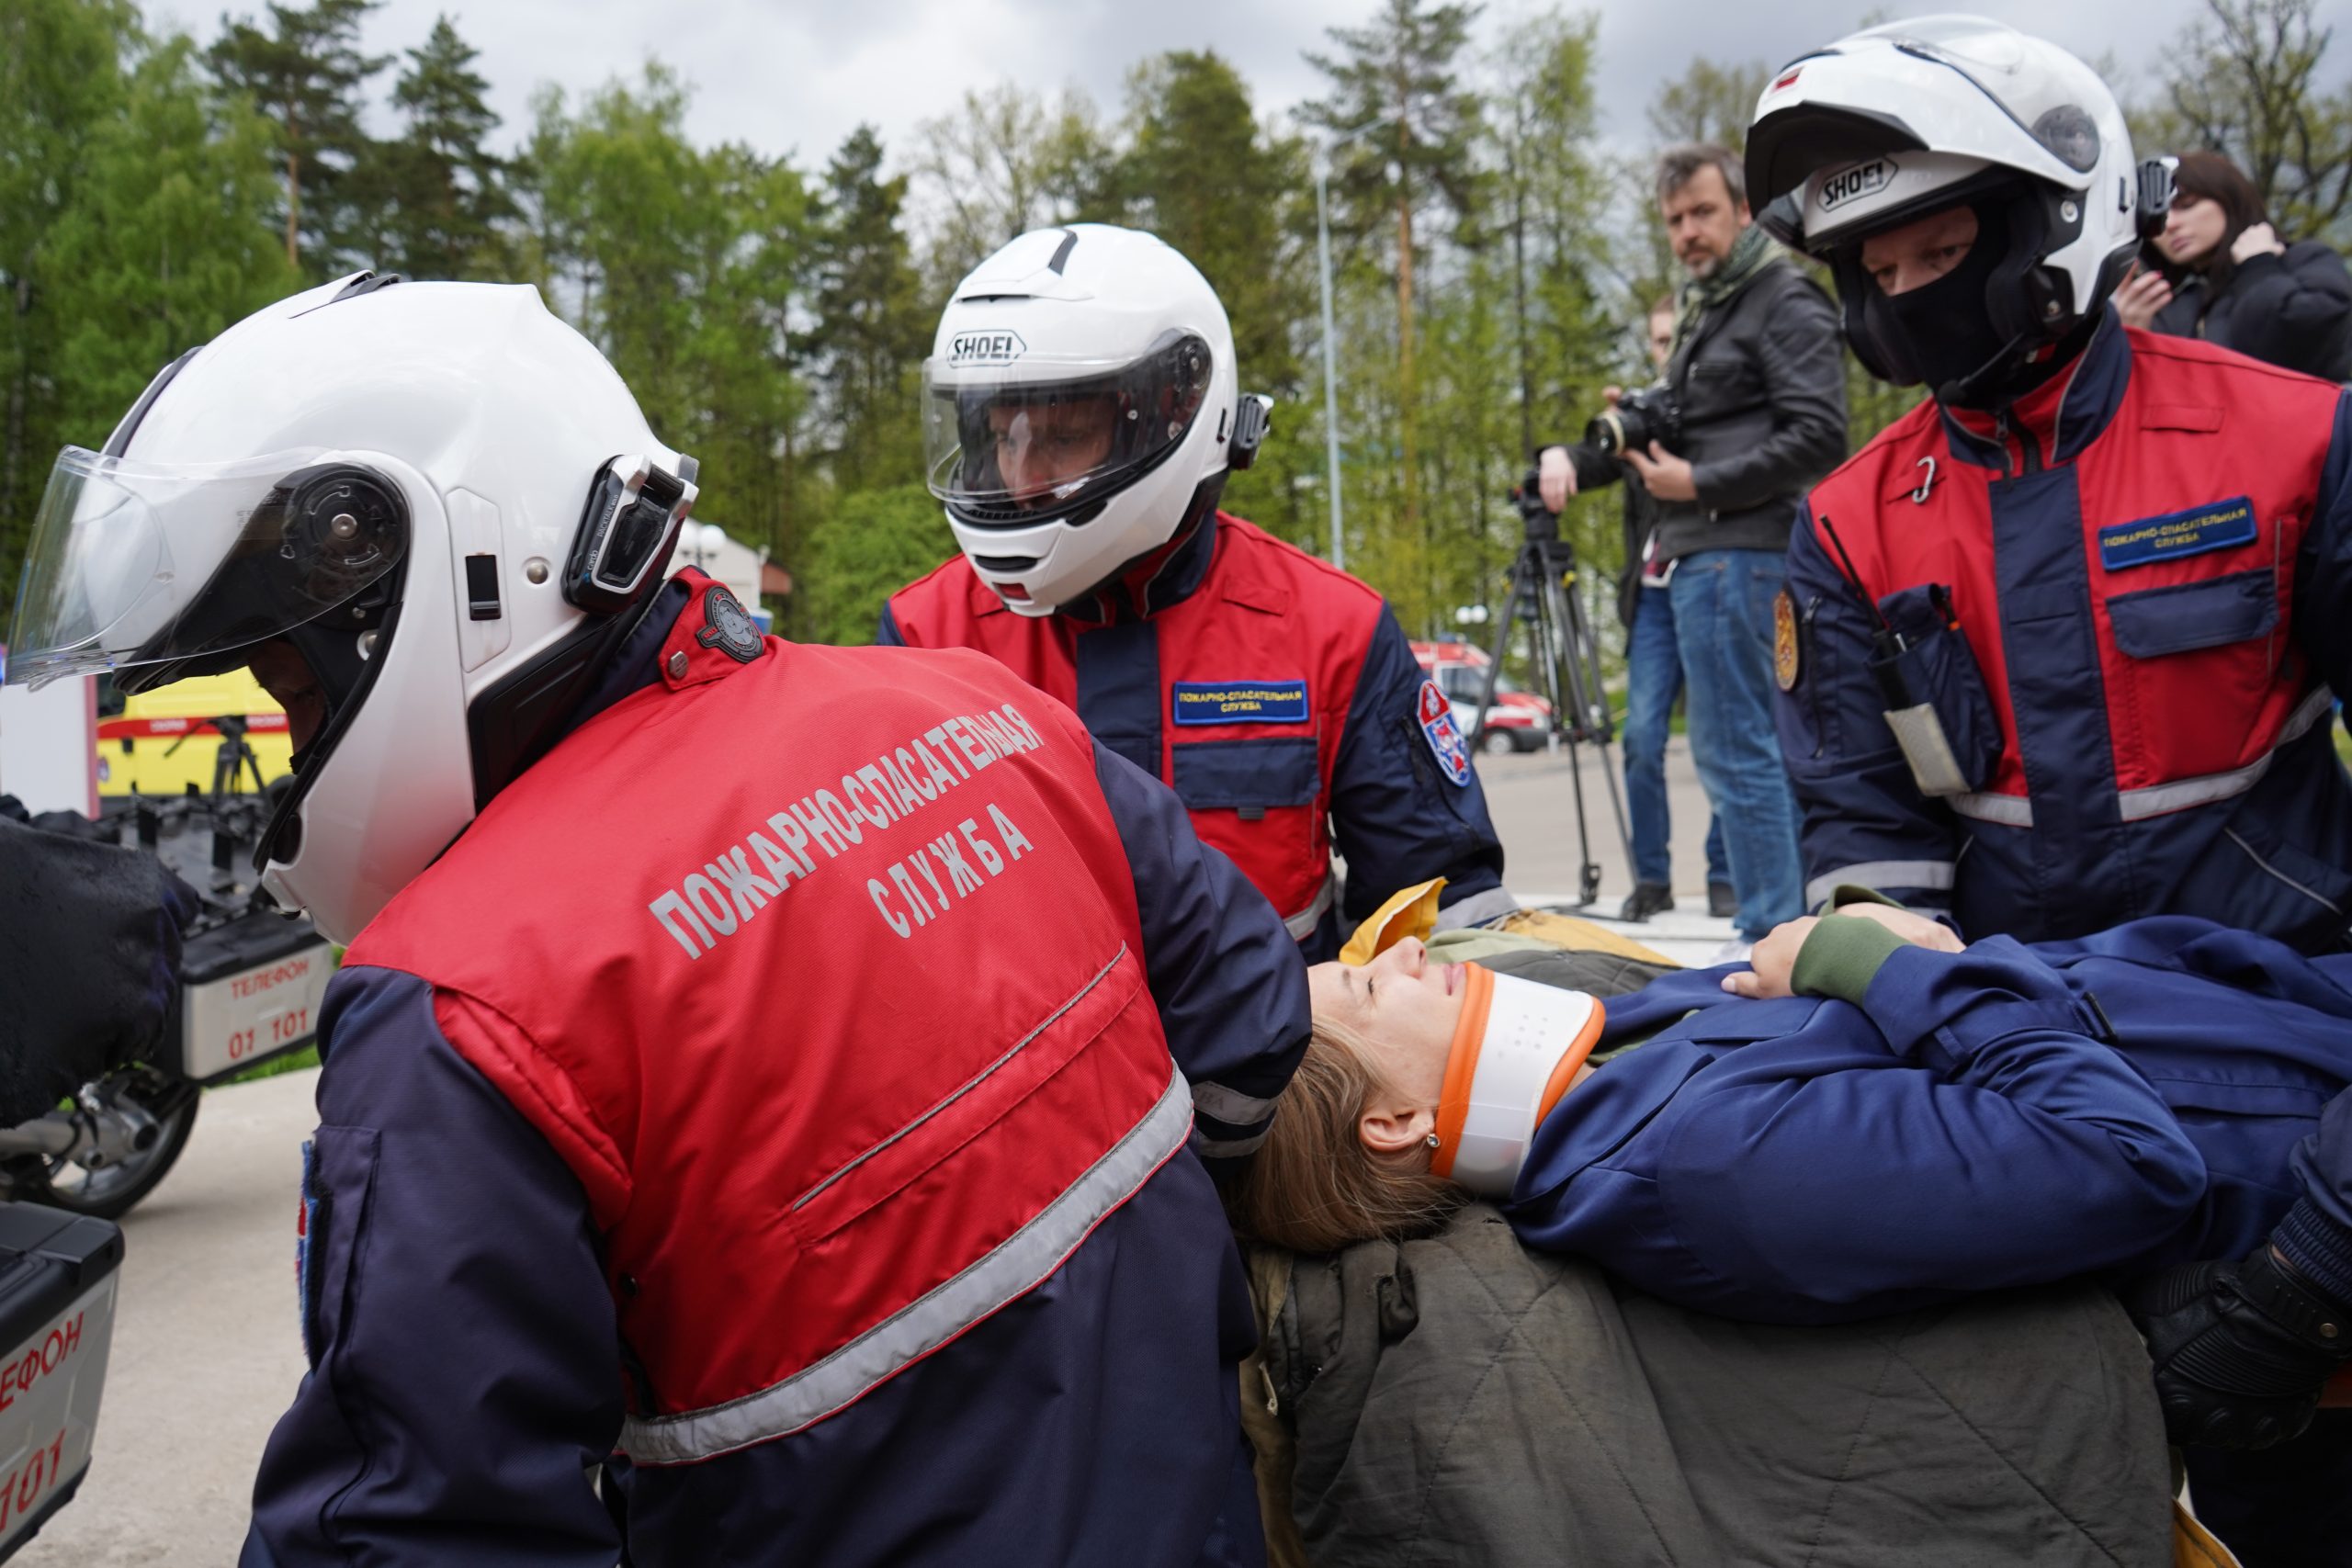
[1505,917,2352,1324]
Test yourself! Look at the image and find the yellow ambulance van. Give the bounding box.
[95,670,294,796]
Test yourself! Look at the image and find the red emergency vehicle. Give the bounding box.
[1411,641,1552,754]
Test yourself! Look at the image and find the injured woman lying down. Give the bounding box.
[1232,897,2352,1329]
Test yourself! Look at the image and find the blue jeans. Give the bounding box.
[1622,587,1726,890]
[1668,548,1804,938]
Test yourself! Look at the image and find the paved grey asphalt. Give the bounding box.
[20,739,1727,1562]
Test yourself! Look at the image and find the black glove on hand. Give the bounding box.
[2125,1243,2351,1450]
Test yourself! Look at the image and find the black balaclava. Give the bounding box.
[1874,199,2016,405]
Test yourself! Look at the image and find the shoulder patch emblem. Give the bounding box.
[695,584,763,663]
[1773,589,1801,691]
[1416,679,1472,787]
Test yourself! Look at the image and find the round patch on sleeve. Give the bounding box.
[1416,680,1473,786]
[1772,589,1802,692]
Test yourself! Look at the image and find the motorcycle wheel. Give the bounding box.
[5,1068,201,1221]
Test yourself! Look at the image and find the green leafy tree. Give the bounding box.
[45,37,295,435]
[2138,0,2352,242]
[373,15,517,279]
[910,84,1118,289]
[0,5,291,591]
[806,125,929,496]
[798,483,956,646]
[1645,56,1770,151]
[1301,0,1486,555]
[209,0,390,275]
[526,67,810,576]
[0,0,135,573]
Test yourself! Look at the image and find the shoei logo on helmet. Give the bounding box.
[1819,157,1896,211]
[949,330,1026,366]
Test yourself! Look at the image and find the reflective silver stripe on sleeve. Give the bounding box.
[620,1062,1194,1466]
[1804,860,1956,909]
[1191,1126,1271,1159]
[2117,686,2335,822]
[1191,1080,1275,1126]
[1951,792,2034,827]
[1431,886,1520,931]
[1283,873,1336,941]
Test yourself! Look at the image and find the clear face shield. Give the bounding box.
[922,332,1212,525]
[5,446,408,700]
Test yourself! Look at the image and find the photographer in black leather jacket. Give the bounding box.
[1538,144,1846,947]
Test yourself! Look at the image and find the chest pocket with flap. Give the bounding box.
[1171,737,1320,816]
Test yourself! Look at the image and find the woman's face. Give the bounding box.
[2159,194,2229,266]
[1306,937,1464,1113]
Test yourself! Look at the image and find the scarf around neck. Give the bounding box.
[1672,222,1780,357]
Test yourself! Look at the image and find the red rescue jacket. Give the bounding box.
[1778,318,2352,949]
[882,513,1509,954]
[349,580,1200,1458]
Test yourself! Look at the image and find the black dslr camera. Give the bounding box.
[1584,387,1681,457]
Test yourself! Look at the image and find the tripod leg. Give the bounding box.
[1532,555,1603,908]
[1472,562,1535,747]
[1552,570,1636,871]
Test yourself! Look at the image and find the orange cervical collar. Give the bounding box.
[1430,964,1606,1193]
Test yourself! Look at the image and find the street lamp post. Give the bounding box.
[1313,118,1397,575]
[1315,152,1344,572]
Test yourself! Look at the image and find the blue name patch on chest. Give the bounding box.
[2098,497,2257,571]
[1171,680,1309,726]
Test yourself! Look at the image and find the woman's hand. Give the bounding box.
[1722,917,1815,999]
[2114,267,2174,330]
[2231,221,2286,265]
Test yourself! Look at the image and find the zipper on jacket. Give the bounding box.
[1992,406,2042,475]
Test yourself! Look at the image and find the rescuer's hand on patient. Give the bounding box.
[1833,900,1964,953]
[2124,1244,2352,1450]
[1723,917,1816,999]
[1537,446,1577,512]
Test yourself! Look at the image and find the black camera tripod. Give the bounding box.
[1466,496,1634,908]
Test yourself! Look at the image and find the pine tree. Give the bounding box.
[807,125,929,496]
[1117,51,1313,539]
[209,0,390,276]
[377,15,516,279]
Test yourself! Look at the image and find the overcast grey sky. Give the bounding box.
[155,0,2351,171]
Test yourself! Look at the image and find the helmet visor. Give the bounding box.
[922,331,1213,524]
[6,446,402,690]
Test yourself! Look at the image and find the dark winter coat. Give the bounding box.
[2151,240,2352,381]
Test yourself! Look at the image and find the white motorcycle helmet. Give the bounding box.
[4,274,697,942]
[922,224,1269,616]
[1746,16,2173,395]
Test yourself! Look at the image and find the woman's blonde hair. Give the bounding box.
[1227,1010,1462,1255]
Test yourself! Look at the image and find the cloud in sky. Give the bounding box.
[167,0,2346,171]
